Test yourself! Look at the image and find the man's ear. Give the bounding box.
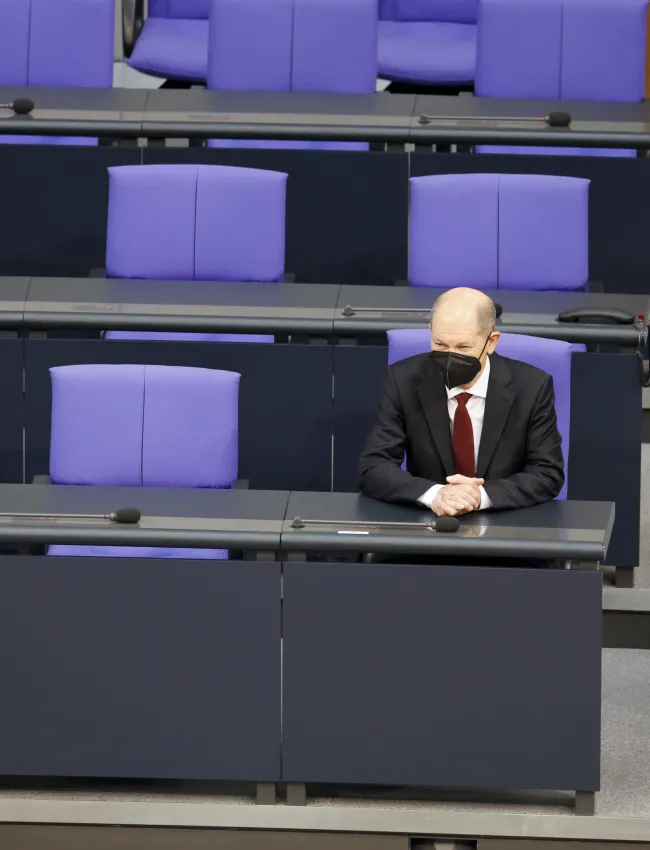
[487,331,500,355]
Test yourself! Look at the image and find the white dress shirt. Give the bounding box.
[418,356,493,512]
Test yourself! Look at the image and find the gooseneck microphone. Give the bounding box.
[0,98,35,115]
[0,507,141,524]
[418,110,572,128]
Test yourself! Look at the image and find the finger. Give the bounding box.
[446,474,485,486]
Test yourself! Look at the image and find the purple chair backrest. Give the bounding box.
[149,0,210,18]
[106,164,287,281]
[49,365,240,488]
[207,0,378,93]
[476,0,646,102]
[0,0,114,87]
[409,173,589,291]
[387,0,478,22]
[386,328,571,498]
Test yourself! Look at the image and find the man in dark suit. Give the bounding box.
[358,287,564,515]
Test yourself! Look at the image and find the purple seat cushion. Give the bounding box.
[386,328,571,498]
[497,174,589,291]
[378,21,476,83]
[128,17,208,81]
[194,165,287,281]
[0,0,30,85]
[207,0,293,91]
[291,0,378,93]
[475,0,562,98]
[149,0,210,17]
[0,136,98,146]
[207,139,369,150]
[476,145,637,158]
[106,164,198,280]
[29,0,114,87]
[50,364,146,486]
[48,545,228,559]
[105,331,275,343]
[141,365,239,488]
[560,0,647,102]
[409,173,498,289]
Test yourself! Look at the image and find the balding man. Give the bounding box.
[358,288,564,515]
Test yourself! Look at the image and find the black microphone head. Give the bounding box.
[11,97,34,115]
[494,302,503,319]
[435,516,460,533]
[114,507,141,524]
[546,110,571,128]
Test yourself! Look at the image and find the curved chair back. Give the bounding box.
[106,164,288,282]
[207,0,378,94]
[386,328,572,499]
[50,364,239,488]
[0,0,114,87]
[409,173,589,291]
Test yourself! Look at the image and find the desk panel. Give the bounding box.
[0,147,141,279]
[332,346,640,568]
[282,560,601,791]
[0,556,280,780]
[411,153,650,296]
[24,339,332,492]
[143,148,408,286]
[0,340,24,484]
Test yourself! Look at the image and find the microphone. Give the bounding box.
[418,110,572,128]
[290,516,460,533]
[0,97,35,115]
[0,507,141,524]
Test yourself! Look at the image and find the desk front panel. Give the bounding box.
[0,556,281,780]
[282,560,602,791]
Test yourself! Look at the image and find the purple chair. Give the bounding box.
[378,0,478,85]
[206,0,375,151]
[475,0,645,158]
[386,328,574,498]
[104,163,287,343]
[126,0,210,82]
[409,173,589,291]
[0,0,113,146]
[47,363,239,559]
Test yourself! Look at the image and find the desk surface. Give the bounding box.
[282,492,614,561]
[0,88,148,137]
[24,277,339,334]
[1,88,650,146]
[0,485,613,561]
[0,484,290,549]
[335,285,649,345]
[143,89,417,141]
[11,277,648,346]
[0,277,30,327]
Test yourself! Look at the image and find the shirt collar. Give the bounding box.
[447,356,491,400]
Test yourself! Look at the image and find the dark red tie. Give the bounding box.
[453,392,475,478]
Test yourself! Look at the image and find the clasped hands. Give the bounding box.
[432,474,484,517]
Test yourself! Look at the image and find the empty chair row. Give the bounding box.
[105,164,591,293]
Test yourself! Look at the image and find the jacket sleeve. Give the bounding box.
[482,375,565,510]
[358,367,441,505]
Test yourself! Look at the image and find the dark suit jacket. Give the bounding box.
[358,351,564,511]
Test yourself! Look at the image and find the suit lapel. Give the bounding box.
[415,362,455,476]
[477,354,515,478]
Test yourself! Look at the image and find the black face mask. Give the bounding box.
[429,336,490,390]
